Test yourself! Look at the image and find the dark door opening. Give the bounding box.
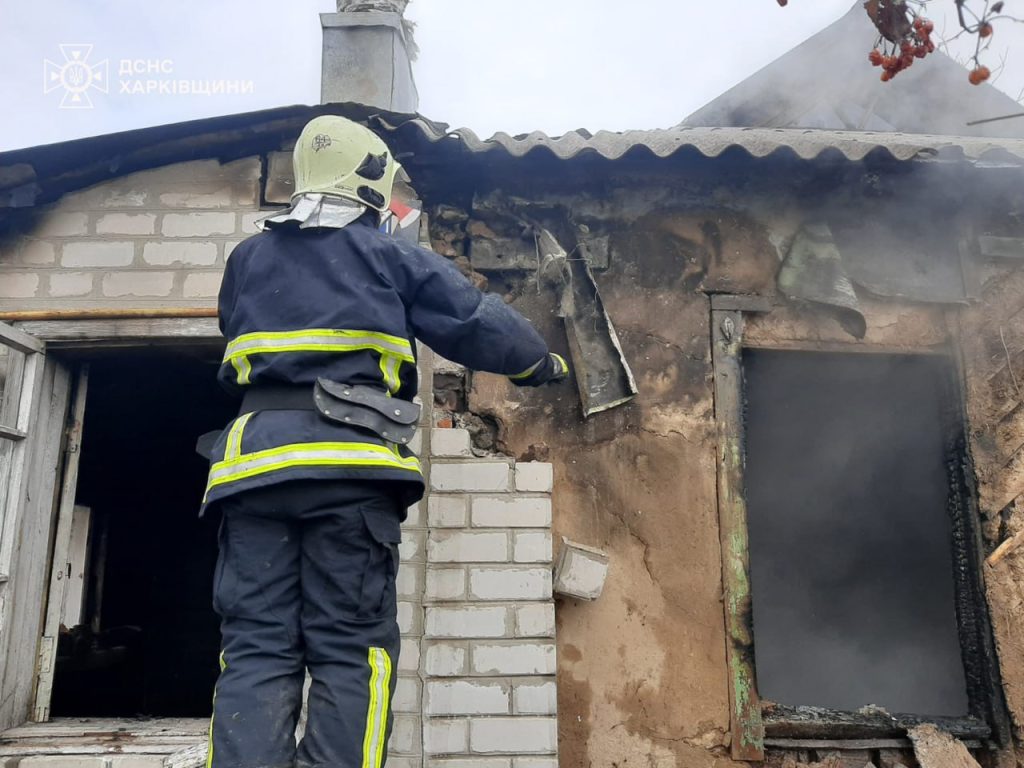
[743,350,969,717]
[50,349,237,718]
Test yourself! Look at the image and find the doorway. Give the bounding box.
[46,348,236,718]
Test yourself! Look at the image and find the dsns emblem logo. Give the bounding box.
[312,134,333,152]
[43,44,109,109]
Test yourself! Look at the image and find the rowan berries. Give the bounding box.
[968,65,992,84]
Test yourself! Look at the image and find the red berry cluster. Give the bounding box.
[868,16,935,81]
[968,65,991,84]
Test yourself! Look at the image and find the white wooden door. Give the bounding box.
[32,366,88,721]
[0,322,74,730]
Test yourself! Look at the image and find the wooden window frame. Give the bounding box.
[710,298,1010,760]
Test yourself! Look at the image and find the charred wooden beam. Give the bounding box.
[763,704,991,741]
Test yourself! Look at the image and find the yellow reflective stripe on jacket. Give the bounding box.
[361,647,393,768]
[224,328,415,387]
[379,353,404,396]
[509,356,545,380]
[225,413,252,460]
[230,355,253,386]
[205,441,421,496]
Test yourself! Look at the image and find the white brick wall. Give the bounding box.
[470,718,557,754]
[102,271,175,297]
[161,212,236,237]
[513,531,553,563]
[472,498,552,528]
[96,213,157,235]
[142,242,218,266]
[514,463,553,493]
[513,682,557,715]
[428,531,510,563]
[426,680,510,715]
[425,606,510,638]
[62,242,135,268]
[0,273,40,298]
[423,427,557,764]
[469,568,552,601]
[0,156,261,310]
[428,496,469,528]
[431,461,512,492]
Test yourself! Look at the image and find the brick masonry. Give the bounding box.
[376,351,558,766]
[422,415,557,764]
[0,157,260,310]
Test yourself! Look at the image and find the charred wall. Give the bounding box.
[422,153,1024,768]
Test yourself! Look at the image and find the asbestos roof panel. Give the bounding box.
[3,103,1024,211]
[386,119,1024,164]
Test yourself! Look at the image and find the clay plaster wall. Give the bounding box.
[425,160,1024,768]
[960,263,1024,766]
[425,171,797,767]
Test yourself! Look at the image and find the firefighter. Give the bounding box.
[201,115,568,768]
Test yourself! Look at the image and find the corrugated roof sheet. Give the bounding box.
[4,103,1024,211]
[382,119,1024,164]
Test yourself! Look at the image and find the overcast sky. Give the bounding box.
[3,0,1024,151]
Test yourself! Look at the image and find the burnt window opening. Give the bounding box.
[48,350,236,718]
[742,350,1002,729]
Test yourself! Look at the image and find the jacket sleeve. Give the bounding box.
[392,240,555,385]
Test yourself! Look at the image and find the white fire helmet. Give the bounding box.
[292,115,401,212]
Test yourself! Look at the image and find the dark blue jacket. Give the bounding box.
[202,216,554,510]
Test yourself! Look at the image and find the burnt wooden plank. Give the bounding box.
[711,309,764,762]
[763,704,991,741]
[765,738,914,750]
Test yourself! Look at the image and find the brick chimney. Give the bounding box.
[320,0,419,112]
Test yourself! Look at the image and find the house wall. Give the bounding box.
[3,153,1024,768]
[426,166,1024,767]
[0,161,559,767]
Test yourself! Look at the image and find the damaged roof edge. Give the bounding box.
[3,101,1024,210]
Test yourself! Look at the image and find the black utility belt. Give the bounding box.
[240,378,420,445]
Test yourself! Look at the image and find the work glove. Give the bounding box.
[511,353,570,387]
[547,353,569,383]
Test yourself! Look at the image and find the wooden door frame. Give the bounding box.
[4,318,221,734]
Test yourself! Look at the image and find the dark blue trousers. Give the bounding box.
[208,481,402,768]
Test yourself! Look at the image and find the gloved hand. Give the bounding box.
[547,353,569,383]
[509,352,570,387]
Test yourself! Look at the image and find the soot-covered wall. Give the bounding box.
[422,153,1024,768]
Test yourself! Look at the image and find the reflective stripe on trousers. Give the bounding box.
[205,651,227,768]
[362,647,393,768]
